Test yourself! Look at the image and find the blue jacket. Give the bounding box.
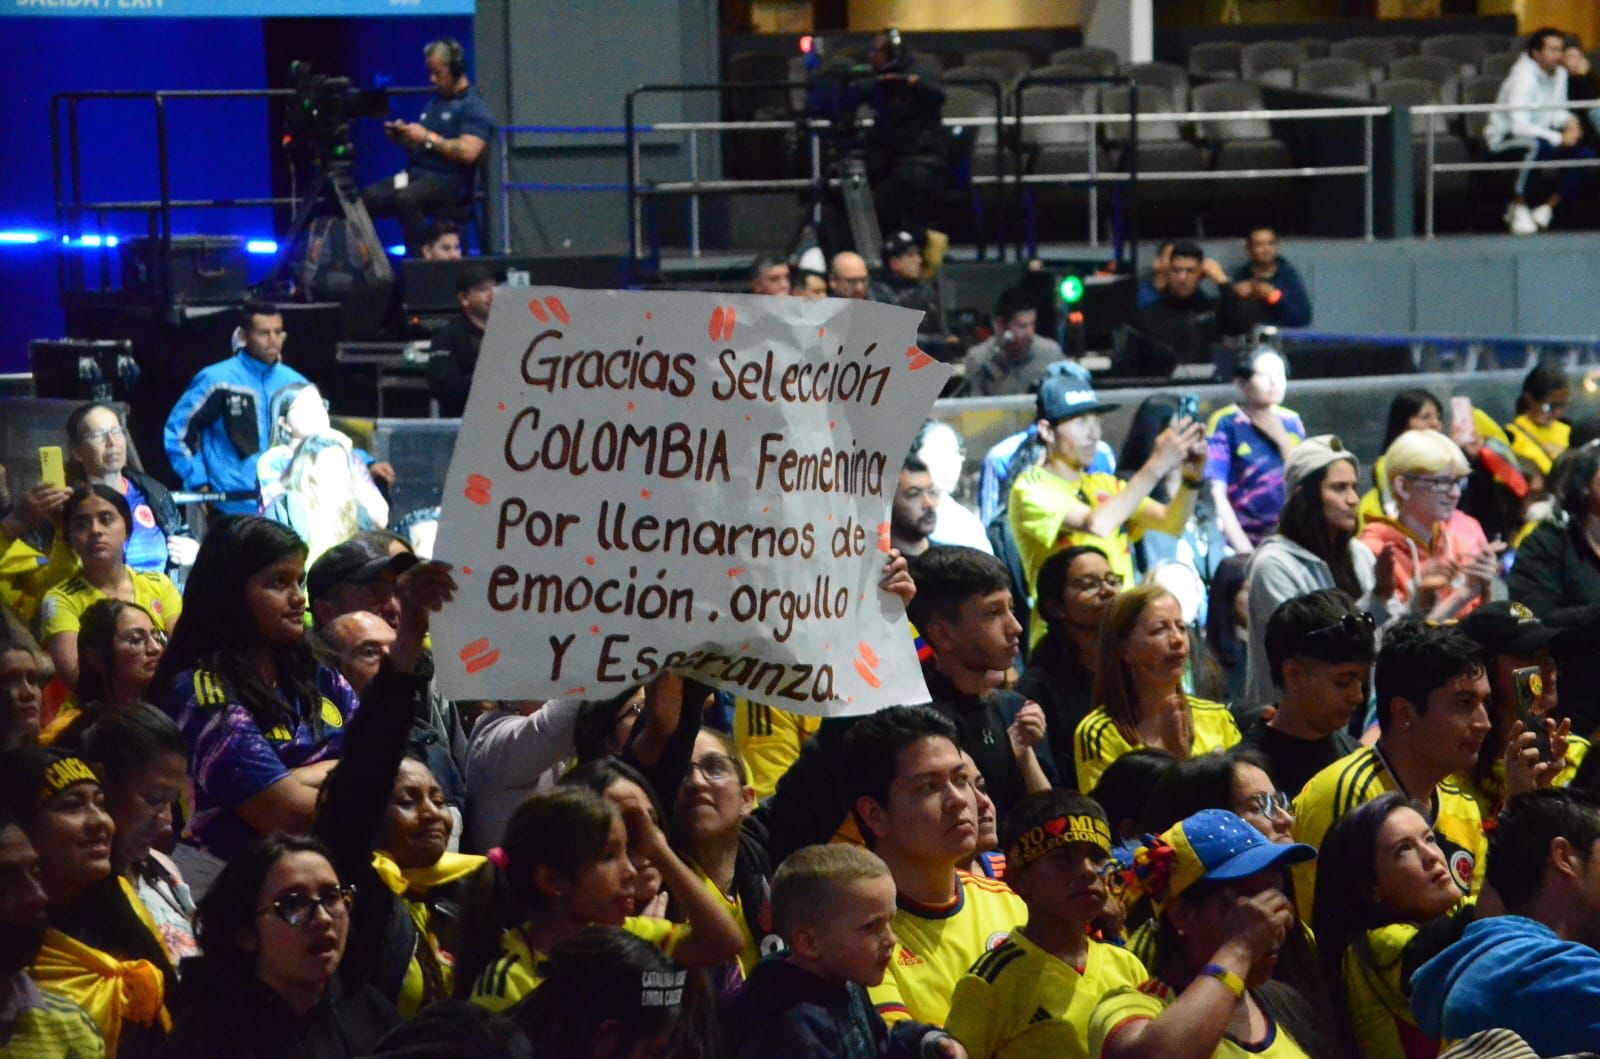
[1410,914,1600,1055]
[1228,256,1313,329]
[725,957,947,1059]
[163,351,308,514]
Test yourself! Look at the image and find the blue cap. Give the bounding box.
[1176,809,1316,889]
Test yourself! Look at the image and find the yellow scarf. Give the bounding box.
[28,880,170,1055]
[370,851,485,1017]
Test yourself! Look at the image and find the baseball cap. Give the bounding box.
[1283,434,1357,497]
[455,262,497,295]
[882,230,919,260]
[1124,809,1314,911]
[1455,601,1581,658]
[1036,372,1120,423]
[307,538,418,603]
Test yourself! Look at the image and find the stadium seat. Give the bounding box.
[1020,84,1098,147]
[1388,54,1461,104]
[1420,34,1493,77]
[1121,61,1191,110]
[1049,46,1118,76]
[1296,57,1372,100]
[1476,50,1518,81]
[945,84,1008,180]
[1187,41,1242,81]
[963,49,1034,84]
[1458,73,1503,143]
[944,65,1009,96]
[1020,83,1107,238]
[910,50,945,74]
[1296,37,1331,59]
[1375,78,1471,226]
[1022,61,1107,90]
[1241,41,1305,88]
[1099,84,1185,144]
[1097,84,1207,236]
[1330,36,1406,73]
[1192,80,1297,226]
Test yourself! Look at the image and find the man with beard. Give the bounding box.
[0,812,104,1056]
[890,457,940,557]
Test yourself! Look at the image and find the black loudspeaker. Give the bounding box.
[120,236,247,306]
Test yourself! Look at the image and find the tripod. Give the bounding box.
[262,158,393,295]
[785,150,887,271]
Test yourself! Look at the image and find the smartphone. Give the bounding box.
[1513,665,1551,763]
[1178,394,1199,423]
[38,446,65,489]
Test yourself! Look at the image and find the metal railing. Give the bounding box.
[1414,100,1600,237]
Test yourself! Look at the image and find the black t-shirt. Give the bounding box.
[1237,715,1358,799]
[923,664,1029,818]
[407,85,496,197]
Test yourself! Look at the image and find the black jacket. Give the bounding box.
[161,975,397,1059]
[724,957,943,1059]
[1126,290,1221,377]
[1014,626,1094,787]
[426,315,485,417]
[1506,519,1600,736]
[922,663,1031,816]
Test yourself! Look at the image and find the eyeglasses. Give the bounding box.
[687,754,737,783]
[257,885,355,928]
[1403,475,1468,495]
[1245,791,1293,818]
[1069,573,1124,594]
[115,629,167,650]
[1306,612,1376,641]
[79,426,125,445]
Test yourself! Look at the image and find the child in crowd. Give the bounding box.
[724,844,962,1058]
[1206,349,1305,555]
[945,791,1147,1059]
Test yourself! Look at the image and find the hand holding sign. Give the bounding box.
[431,287,950,715]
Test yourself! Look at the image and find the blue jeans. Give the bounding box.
[1495,136,1599,200]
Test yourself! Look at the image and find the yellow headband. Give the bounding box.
[1007,812,1112,871]
[38,756,99,807]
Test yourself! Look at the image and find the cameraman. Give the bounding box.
[362,38,494,256]
[865,29,947,238]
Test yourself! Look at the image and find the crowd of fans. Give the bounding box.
[4,293,1600,1058]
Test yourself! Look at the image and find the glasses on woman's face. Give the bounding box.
[687,753,737,783]
[1069,573,1124,594]
[257,885,356,928]
[1404,474,1468,496]
[79,426,125,445]
[114,629,167,651]
[1246,791,1293,818]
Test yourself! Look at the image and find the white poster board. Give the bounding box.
[431,287,951,715]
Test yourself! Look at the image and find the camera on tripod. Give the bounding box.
[284,61,389,166]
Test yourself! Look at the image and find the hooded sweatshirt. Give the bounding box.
[1358,509,1490,614]
[1410,914,1600,1056]
[1241,534,1398,712]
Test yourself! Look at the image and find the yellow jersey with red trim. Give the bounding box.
[1290,745,1485,921]
[734,699,822,802]
[868,871,1028,1027]
[1073,698,1241,793]
[468,915,682,1012]
[694,865,763,979]
[1089,978,1311,1058]
[945,928,1146,1059]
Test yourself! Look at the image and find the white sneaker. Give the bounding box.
[1505,203,1538,235]
[1531,203,1554,229]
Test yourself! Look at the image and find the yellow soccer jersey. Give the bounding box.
[1074,698,1241,793]
[868,871,1028,1026]
[1342,922,1433,1059]
[1009,467,1152,646]
[37,569,182,642]
[1089,979,1310,1059]
[734,699,821,802]
[1290,746,1485,920]
[694,865,763,978]
[469,915,682,1012]
[945,928,1147,1059]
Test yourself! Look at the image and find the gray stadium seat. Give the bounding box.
[943,65,1008,95]
[1388,54,1462,104]
[1049,46,1118,75]
[1420,34,1493,77]
[1297,37,1331,59]
[1122,61,1191,110]
[1192,80,1296,223]
[1241,40,1307,84]
[963,48,1033,83]
[909,51,945,74]
[1296,57,1372,99]
[1374,78,1448,135]
[1330,36,1405,72]
[1476,50,1518,81]
[1458,73,1503,143]
[1022,61,1106,89]
[1099,84,1185,143]
[1020,84,1097,146]
[1188,41,1242,80]
[1192,79,1274,141]
[1374,79,1471,227]
[944,85,1007,181]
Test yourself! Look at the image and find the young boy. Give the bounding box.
[723,844,964,1058]
[945,792,1147,1059]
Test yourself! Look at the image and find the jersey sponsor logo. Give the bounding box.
[896,946,924,967]
[134,503,157,529]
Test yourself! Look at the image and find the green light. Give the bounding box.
[1058,275,1085,304]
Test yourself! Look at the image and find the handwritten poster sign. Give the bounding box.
[431,287,951,715]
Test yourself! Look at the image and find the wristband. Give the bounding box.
[1199,963,1246,998]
